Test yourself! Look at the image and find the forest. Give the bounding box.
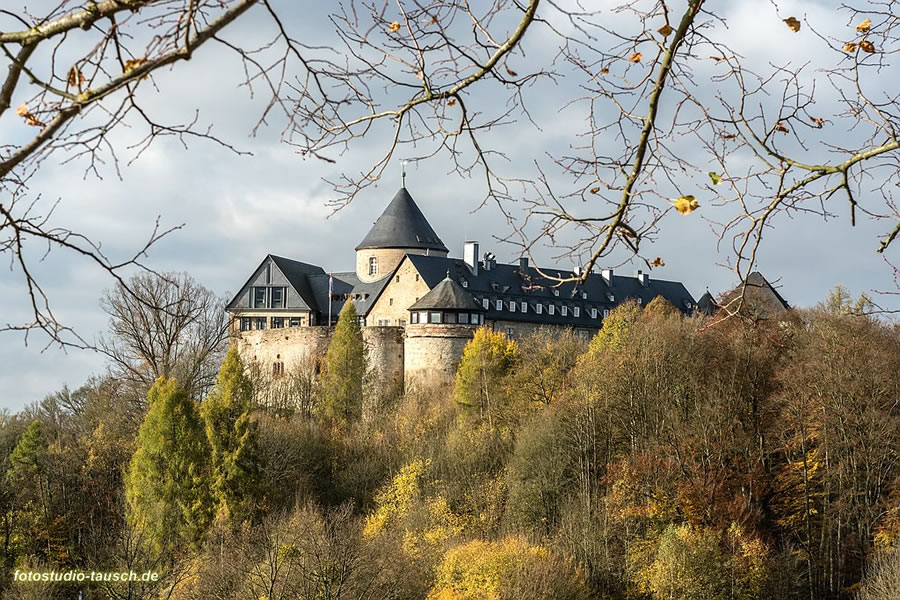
[1,288,900,600]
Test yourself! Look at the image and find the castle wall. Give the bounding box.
[487,319,599,341]
[366,257,431,325]
[404,324,476,391]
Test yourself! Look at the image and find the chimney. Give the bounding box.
[464,241,479,276]
[519,256,529,270]
[601,268,613,285]
[483,252,496,271]
[637,270,648,286]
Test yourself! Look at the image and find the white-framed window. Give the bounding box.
[253,287,266,308]
[509,301,516,312]
[429,311,442,324]
[271,287,285,308]
[368,256,378,276]
[505,327,514,337]
[482,298,489,310]
[553,289,559,297]
[419,311,428,323]
[590,308,597,319]
[574,306,580,317]
[495,299,503,310]
[536,304,543,314]
[271,317,284,329]
[459,313,470,324]
[411,312,420,324]
[240,317,251,331]
[637,297,643,305]
[520,301,527,313]
[548,305,555,315]
[561,306,568,317]
[581,292,588,299]
[607,293,615,302]
[462,280,468,288]
[603,309,610,318]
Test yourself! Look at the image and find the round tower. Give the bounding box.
[355,187,449,282]
[403,274,485,391]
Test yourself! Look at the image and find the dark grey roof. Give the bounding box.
[307,270,392,319]
[696,291,717,315]
[409,276,485,311]
[718,271,790,317]
[355,187,449,253]
[270,255,325,312]
[405,254,696,328]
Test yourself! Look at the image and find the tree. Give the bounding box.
[453,327,519,428]
[586,300,642,355]
[201,346,263,525]
[98,271,227,400]
[125,377,214,555]
[321,301,368,422]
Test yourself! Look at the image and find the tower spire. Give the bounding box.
[401,159,408,187]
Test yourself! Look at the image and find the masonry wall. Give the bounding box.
[404,324,476,391]
[366,257,431,325]
[486,319,599,341]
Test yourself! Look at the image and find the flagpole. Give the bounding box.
[328,272,333,326]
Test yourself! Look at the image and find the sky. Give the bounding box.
[1,0,898,412]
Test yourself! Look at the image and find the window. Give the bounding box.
[429,311,442,324]
[368,256,378,276]
[411,312,420,324]
[590,308,597,319]
[483,298,490,310]
[582,292,588,299]
[520,301,527,313]
[536,304,543,314]
[271,287,284,308]
[389,298,394,306]
[445,312,458,324]
[495,299,503,310]
[548,305,555,315]
[462,280,468,288]
[271,317,284,329]
[509,301,516,312]
[378,319,390,326]
[473,314,482,325]
[603,309,610,318]
[607,293,615,302]
[272,362,284,376]
[637,297,643,305]
[253,287,266,308]
[419,311,428,323]
[561,306,568,317]
[553,289,559,297]
[240,317,251,331]
[396,275,400,283]
[289,317,301,327]
[573,306,580,317]
[415,274,420,281]
[506,327,514,337]
[255,317,266,330]
[459,313,470,324]
[398,319,407,326]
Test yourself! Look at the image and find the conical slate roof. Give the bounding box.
[356,187,448,252]
[409,275,484,311]
[696,291,716,315]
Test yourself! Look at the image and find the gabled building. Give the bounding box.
[227,186,697,389]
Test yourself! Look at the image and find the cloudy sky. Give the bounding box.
[1,0,897,412]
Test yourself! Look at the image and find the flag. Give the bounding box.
[329,272,334,295]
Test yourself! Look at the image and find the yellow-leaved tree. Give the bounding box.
[453,327,518,428]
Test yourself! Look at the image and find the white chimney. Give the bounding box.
[637,270,648,286]
[601,268,613,285]
[464,241,479,276]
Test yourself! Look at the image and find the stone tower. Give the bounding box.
[403,274,485,390]
[355,187,449,283]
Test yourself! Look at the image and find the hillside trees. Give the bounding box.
[453,327,519,427]
[321,301,368,422]
[125,378,214,555]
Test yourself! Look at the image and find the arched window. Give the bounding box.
[368,256,378,276]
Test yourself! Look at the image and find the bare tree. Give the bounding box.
[97,272,227,399]
[3,0,900,344]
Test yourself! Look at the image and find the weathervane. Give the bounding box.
[401,159,409,187]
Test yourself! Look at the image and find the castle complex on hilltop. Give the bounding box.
[227,186,698,391]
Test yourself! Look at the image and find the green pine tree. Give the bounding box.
[201,346,263,524]
[125,377,214,555]
[321,301,368,422]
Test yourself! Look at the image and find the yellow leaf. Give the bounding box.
[67,66,84,88]
[673,195,699,215]
[783,17,801,33]
[589,186,600,194]
[15,104,28,117]
[650,257,665,267]
[856,17,871,33]
[15,103,44,127]
[123,57,147,73]
[628,52,642,63]
[859,40,876,53]
[708,172,722,185]
[388,21,401,33]
[844,42,858,52]
[658,24,674,37]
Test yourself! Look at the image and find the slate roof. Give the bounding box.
[355,187,449,253]
[696,291,717,316]
[307,270,392,320]
[226,254,325,312]
[409,275,485,311]
[718,271,790,318]
[404,254,696,328]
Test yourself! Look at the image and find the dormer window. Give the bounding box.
[581,292,588,300]
[461,280,469,288]
[603,309,610,318]
[368,256,378,277]
[495,299,503,311]
[561,306,568,317]
[591,308,597,319]
[637,297,643,305]
[520,301,527,313]
[573,306,580,317]
[509,301,516,312]
[607,293,615,302]
[553,290,559,297]
[536,304,543,314]
[483,298,489,310]
[548,305,555,315]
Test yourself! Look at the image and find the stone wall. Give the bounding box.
[404,324,476,391]
[487,319,599,342]
[366,256,431,326]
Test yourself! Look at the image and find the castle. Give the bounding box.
[227,186,697,391]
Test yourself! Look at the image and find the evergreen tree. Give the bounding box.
[453,327,518,428]
[202,347,263,524]
[125,378,214,554]
[321,301,368,422]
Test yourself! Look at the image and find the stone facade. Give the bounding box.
[404,324,477,390]
[366,257,432,325]
[356,247,446,283]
